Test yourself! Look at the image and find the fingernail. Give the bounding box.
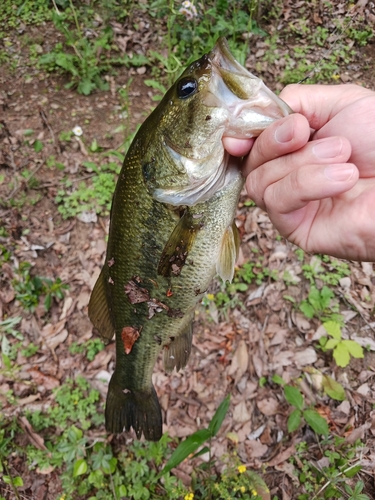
[313,138,343,159]
[275,120,293,144]
[325,164,355,181]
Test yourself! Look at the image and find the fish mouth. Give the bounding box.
[205,37,292,138]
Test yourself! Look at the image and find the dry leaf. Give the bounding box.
[28,368,60,390]
[245,439,268,458]
[44,329,68,350]
[257,397,279,416]
[18,416,48,451]
[292,348,317,367]
[233,401,251,423]
[121,326,140,354]
[268,444,296,467]
[228,340,249,383]
[124,277,150,304]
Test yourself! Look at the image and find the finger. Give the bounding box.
[243,113,311,177]
[264,162,358,219]
[222,137,254,157]
[245,135,352,209]
[280,84,374,130]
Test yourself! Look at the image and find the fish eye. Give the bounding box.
[177,77,198,99]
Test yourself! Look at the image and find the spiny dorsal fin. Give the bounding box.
[216,222,240,283]
[158,210,203,278]
[88,269,115,343]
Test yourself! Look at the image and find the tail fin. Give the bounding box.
[105,377,162,441]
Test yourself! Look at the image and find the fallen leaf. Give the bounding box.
[18,416,48,451]
[233,401,251,423]
[44,329,68,350]
[121,326,140,354]
[292,348,317,367]
[124,277,150,304]
[268,444,296,467]
[228,340,249,383]
[257,397,279,416]
[28,368,60,390]
[245,439,268,458]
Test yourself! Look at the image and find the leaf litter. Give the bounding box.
[0,1,375,498]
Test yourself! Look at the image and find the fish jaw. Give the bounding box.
[204,37,293,138]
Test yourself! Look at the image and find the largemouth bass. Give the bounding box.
[88,37,291,440]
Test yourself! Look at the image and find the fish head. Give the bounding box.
[143,37,292,206]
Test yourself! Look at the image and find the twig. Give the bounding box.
[6,162,45,201]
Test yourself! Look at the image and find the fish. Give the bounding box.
[88,37,292,441]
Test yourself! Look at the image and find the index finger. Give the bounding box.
[280,84,374,130]
[244,113,310,176]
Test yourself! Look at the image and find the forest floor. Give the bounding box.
[1,1,375,499]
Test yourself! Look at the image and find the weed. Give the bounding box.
[319,320,364,368]
[290,438,370,499]
[38,6,148,95]
[55,160,121,218]
[69,338,105,361]
[12,262,68,312]
[282,383,329,436]
[299,285,342,323]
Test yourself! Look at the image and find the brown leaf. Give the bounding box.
[268,444,296,467]
[121,326,140,354]
[257,397,280,416]
[124,277,150,304]
[233,401,251,423]
[245,439,268,458]
[28,368,60,390]
[228,340,249,384]
[18,416,48,451]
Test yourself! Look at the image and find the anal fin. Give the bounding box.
[163,322,193,372]
[88,269,115,343]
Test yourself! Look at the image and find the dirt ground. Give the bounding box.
[1,1,375,499]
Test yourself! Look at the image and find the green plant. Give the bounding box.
[69,338,105,361]
[319,320,364,368]
[146,0,265,85]
[12,262,68,312]
[159,395,269,499]
[290,438,370,499]
[38,6,148,95]
[55,160,121,218]
[284,384,329,436]
[299,285,341,323]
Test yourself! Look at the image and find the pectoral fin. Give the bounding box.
[88,269,115,343]
[158,210,203,277]
[216,222,240,283]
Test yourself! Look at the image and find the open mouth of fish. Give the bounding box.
[153,39,292,207]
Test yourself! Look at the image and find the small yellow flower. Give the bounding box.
[237,464,246,474]
[240,486,246,493]
[206,293,214,300]
[252,490,258,496]
[184,494,194,500]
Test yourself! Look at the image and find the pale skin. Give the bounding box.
[223,84,375,262]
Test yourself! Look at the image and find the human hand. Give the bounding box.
[223,84,375,261]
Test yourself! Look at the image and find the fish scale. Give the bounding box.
[88,37,292,440]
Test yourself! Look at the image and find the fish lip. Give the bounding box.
[207,36,293,123]
[209,37,253,78]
